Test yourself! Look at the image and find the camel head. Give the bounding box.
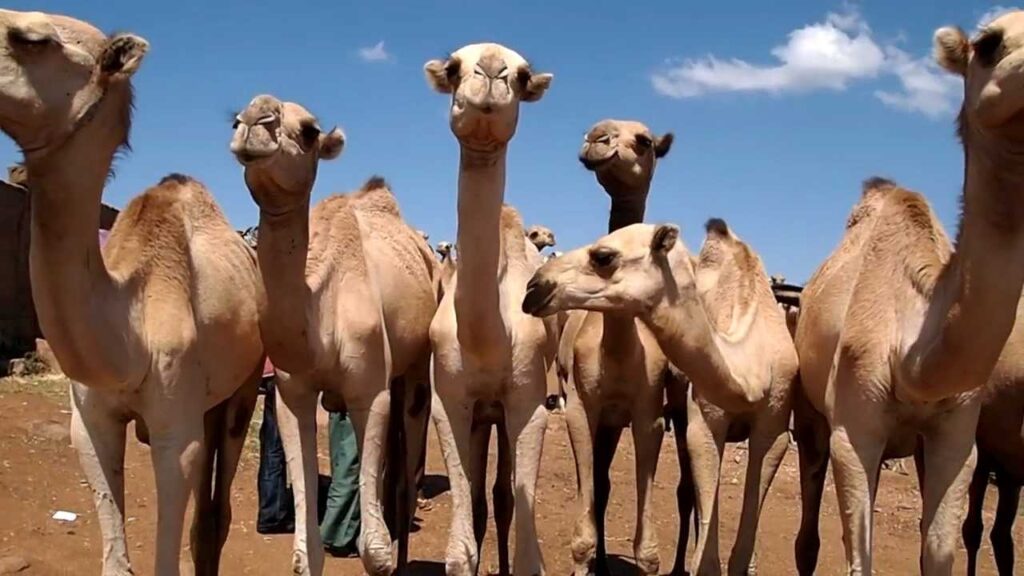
[580,120,673,191]
[231,94,345,214]
[0,10,148,160]
[936,10,1024,136]
[436,241,453,261]
[523,223,687,317]
[424,43,553,149]
[526,225,556,251]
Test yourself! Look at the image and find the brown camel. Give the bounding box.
[525,221,797,576]
[792,14,1024,576]
[424,42,556,576]
[0,10,264,575]
[556,119,675,575]
[230,95,438,575]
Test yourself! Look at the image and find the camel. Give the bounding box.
[436,241,456,292]
[230,94,438,575]
[0,10,264,575]
[554,119,675,575]
[526,224,556,252]
[525,221,797,576]
[423,42,556,575]
[962,316,1024,576]
[792,13,1024,575]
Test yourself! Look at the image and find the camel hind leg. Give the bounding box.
[494,416,514,576]
[594,423,623,576]
[990,469,1020,576]
[631,393,666,575]
[666,377,694,576]
[687,398,728,576]
[563,382,599,576]
[727,407,790,576]
[961,452,991,576]
[70,385,133,576]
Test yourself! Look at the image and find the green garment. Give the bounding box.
[320,412,361,555]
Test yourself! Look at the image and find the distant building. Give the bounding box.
[0,166,119,358]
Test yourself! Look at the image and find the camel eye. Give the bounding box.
[8,28,55,50]
[635,134,653,151]
[973,30,1004,67]
[300,123,321,146]
[589,247,619,269]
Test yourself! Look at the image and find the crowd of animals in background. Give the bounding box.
[1,6,1024,576]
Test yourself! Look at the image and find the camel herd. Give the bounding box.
[1,6,1024,576]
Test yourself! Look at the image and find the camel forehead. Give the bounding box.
[0,10,107,56]
[589,119,652,138]
[987,11,1024,36]
[282,101,315,122]
[451,43,528,68]
[598,224,657,251]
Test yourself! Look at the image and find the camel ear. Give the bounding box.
[651,224,679,254]
[100,34,149,79]
[318,127,345,160]
[934,26,969,76]
[655,133,674,158]
[519,68,553,102]
[425,57,459,94]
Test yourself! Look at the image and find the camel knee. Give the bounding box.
[990,520,1015,558]
[794,529,820,576]
[962,512,983,552]
[570,527,598,567]
[634,541,660,575]
[445,538,479,576]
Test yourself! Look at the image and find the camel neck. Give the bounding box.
[454,144,509,357]
[900,126,1024,401]
[252,191,315,373]
[598,174,651,233]
[24,90,139,387]
[642,253,765,412]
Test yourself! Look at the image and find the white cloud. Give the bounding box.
[874,48,961,118]
[651,9,962,119]
[978,6,1018,29]
[358,41,391,63]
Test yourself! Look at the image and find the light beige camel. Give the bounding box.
[424,42,556,576]
[524,221,798,576]
[0,10,264,575]
[555,119,674,575]
[526,224,556,252]
[792,14,1024,575]
[962,313,1024,576]
[436,241,456,293]
[230,95,438,575]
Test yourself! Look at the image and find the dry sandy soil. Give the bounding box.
[0,375,1020,575]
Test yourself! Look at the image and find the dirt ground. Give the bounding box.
[0,376,1020,575]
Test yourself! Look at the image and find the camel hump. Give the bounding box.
[862,176,899,195]
[705,217,731,238]
[350,175,401,216]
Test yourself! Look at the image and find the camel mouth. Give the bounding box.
[233,148,277,167]
[522,277,558,317]
[579,152,617,171]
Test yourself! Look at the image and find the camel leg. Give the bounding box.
[190,373,258,576]
[990,472,1020,576]
[727,412,790,576]
[470,419,492,562]
[594,423,623,576]
[70,386,133,576]
[564,386,599,576]
[347,387,395,576]
[919,403,978,576]
[666,379,694,576]
[506,399,549,576]
[792,390,830,576]
[494,418,514,576]
[148,410,204,576]
[275,374,324,576]
[687,399,728,576]
[631,397,666,575]
[434,392,480,576]
[962,452,990,576]
[830,407,887,576]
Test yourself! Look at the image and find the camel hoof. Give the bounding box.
[291,550,311,576]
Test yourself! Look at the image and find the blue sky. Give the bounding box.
[1,1,1009,283]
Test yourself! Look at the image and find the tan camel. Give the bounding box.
[424,42,556,576]
[436,241,456,292]
[962,315,1024,576]
[525,221,798,576]
[0,10,264,575]
[526,224,556,252]
[556,119,675,575]
[792,14,1024,575]
[230,95,438,575]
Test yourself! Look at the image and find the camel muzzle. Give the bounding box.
[522,276,557,317]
